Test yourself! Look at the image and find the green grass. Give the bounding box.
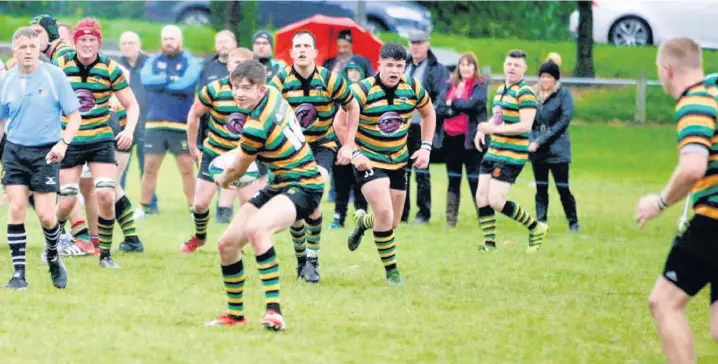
[1,124,717,363]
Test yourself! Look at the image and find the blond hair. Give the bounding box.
[546,52,562,67]
[658,37,702,71]
[229,47,254,62]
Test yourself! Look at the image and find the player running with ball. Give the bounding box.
[181,47,267,253]
[207,60,324,330]
[268,30,359,283]
[474,50,548,253]
[342,43,436,286]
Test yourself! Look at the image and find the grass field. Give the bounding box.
[0,124,716,363]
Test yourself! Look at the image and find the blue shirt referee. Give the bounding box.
[0,27,82,290]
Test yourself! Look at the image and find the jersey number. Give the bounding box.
[282,114,306,149]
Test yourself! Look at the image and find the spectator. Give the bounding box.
[196,30,238,224]
[402,30,450,224]
[436,51,488,228]
[139,25,201,217]
[252,30,286,82]
[529,55,579,232]
[117,31,159,215]
[5,14,73,70]
[323,29,373,78]
[58,23,73,45]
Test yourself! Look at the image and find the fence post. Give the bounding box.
[635,72,647,124]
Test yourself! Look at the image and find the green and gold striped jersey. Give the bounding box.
[484,80,537,166]
[197,76,243,157]
[240,86,323,191]
[675,80,718,219]
[350,74,429,170]
[54,52,129,144]
[269,65,353,151]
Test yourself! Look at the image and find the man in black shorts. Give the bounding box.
[636,37,718,363]
[0,27,82,289]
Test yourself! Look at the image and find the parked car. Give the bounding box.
[569,1,718,49]
[144,0,432,37]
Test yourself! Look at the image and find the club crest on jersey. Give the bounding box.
[75,89,96,113]
[377,111,403,136]
[399,97,408,104]
[294,103,318,129]
[226,112,247,136]
[37,88,44,95]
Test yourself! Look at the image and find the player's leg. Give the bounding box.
[114,150,143,253]
[205,194,258,327]
[299,151,332,283]
[88,142,120,268]
[216,188,236,223]
[54,163,94,258]
[237,175,268,204]
[487,163,547,253]
[3,182,30,289]
[476,159,496,251]
[79,174,99,249]
[169,130,195,211]
[138,129,166,218]
[182,153,218,253]
[33,191,67,289]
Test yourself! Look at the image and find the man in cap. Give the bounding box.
[252,30,286,83]
[323,29,373,80]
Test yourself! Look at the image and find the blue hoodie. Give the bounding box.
[140,50,201,132]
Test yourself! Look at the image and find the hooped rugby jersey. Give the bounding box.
[197,76,244,157]
[484,80,537,166]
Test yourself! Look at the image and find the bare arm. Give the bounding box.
[186,99,210,148]
[418,98,437,143]
[62,110,82,142]
[339,98,360,149]
[115,88,140,135]
[660,150,708,207]
[224,147,258,183]
[496,107,536,135]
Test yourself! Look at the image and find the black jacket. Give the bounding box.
[530,85,574,164]
[118,53,151,139]
[323,54,373,77]
[406,50,450,147]
[436,78,489,150]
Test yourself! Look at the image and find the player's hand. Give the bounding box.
[635,194,663,229]
[478,122,497,135]
[474,131,486,152]
[352,153,372,171]
[411,148,430,169]
[528,142,539,152]
[336,145,352,165]
[46,141,68,164]
[214,171,231,189]
[114,130,134,151]
[189,145,201,165]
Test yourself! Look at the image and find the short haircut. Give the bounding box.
[216,29,237,43]
[507,49,527,60]
[230,59,267,86]
[380,42,407,61]
[58,23,73,31]
[658,37,702,70]
[230,47,254,60]
[12,27,39,49]
[292,30,316,48]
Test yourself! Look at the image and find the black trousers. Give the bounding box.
[444,134,482,197]
[402,123,432,221]
[332,162,367,223]
[531,162,578,224]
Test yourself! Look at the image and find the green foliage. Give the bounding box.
[420,1,576,41]
[238,1,258,48]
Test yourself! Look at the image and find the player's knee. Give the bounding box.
[246,224,269,247]
[8,199,26,221]
[217,237,239,257]
[374,206,393,226]
[193,201,210,214]
[94,178,116,206]
[59,183,80,197]
[36,210,56,228]
[488,193,506,211]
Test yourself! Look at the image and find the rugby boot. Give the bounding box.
[347,209,368,251]
[47,255,67,289]
[261,310,286,331]
[181,235,205,253]
[205,314,247,327]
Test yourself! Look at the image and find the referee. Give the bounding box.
[0,28,82,290]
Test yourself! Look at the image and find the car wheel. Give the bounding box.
[608,16,652,46]
[178,9,211,25]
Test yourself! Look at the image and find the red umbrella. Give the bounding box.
[274,15,384,70]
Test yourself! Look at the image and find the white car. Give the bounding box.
[569,1,718,49]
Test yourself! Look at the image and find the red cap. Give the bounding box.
[73,18,102,44]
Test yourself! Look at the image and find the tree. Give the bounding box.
[575,1,595,77]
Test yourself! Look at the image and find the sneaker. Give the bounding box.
[119,237,145,253]
[296,257,306,278]
[329,218,343,229]
[527,222,549,254]
[299,257,320,283]
[386,269,403,286]
[99,256,121,269]
[569,222,579,233]
[205,313,247,327]
[180,235,205,253]
[347,209,368,251]
[47,256,68,289]
[2,273,28,290]
[261,310,286,331]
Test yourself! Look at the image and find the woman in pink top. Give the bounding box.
[437,52,488,228]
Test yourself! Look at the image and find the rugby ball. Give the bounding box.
[207,149,261,188]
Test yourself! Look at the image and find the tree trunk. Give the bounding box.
[238,1,258,48]
[226,1,241,44]
[575,1,595,77]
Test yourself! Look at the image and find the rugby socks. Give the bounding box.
[58,218,67,231]
[221,259,246,321]
[305,216,322,258]
[256,247,281,314]
[360,212,374,229]
[115,196,137,238]
[290,225,307,266]
[43,223,61,260]
[193,210,210,241]
[500,201,538,230]
[70,220,90,240]
[97,216,114,258]
[7,224,26,277]
[479,206,497,246]
[374,229,397,273]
